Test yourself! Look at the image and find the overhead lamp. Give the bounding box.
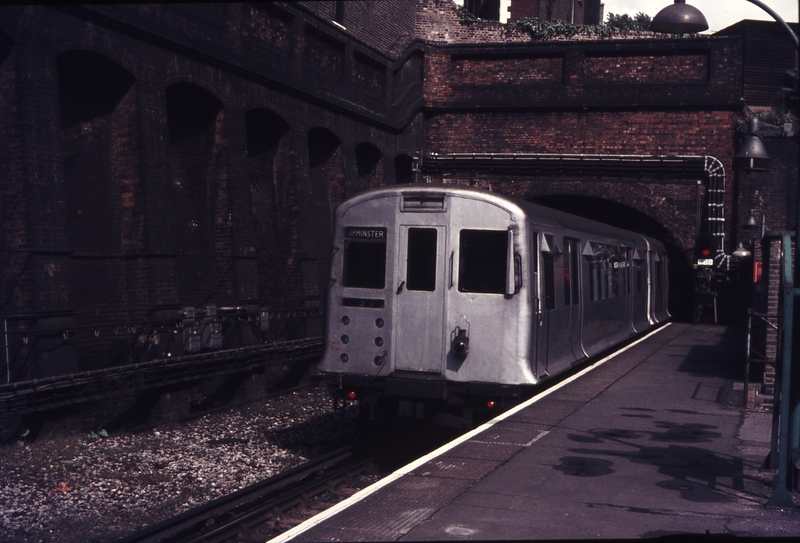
[650,0,709,34]
[743,209,759,230]
[743,209,769,238]
[732,242,752,259]
[735,118,771,171]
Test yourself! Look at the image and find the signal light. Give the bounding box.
[347,391,357,400]
[695,231,718,264]
[486,400,496,409]
[695,232,717,258]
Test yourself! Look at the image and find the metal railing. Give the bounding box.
[744,308,779,407]
[0,336,323,415]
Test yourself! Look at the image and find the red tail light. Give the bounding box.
[486,400,496,409]
[347,391,357,400]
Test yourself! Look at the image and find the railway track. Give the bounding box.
[116,445,375,543]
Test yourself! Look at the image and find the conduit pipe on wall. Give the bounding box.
[416,152,729,266]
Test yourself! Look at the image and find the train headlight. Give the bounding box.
[453,329,469,357]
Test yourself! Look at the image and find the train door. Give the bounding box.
[538,233,579,375]
[530,231,543,378]
[563,237,584,359]
[630,248,648,332]
[622,247,635,334]
[393,225,447,373]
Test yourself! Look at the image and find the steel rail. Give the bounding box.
[115,445,373,543]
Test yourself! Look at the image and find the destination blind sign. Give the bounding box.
[345,227,386,241]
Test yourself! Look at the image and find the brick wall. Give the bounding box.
[0,1,795,427]
[509,0,603,25]
[299,0,417,56]
[0,4,426,387]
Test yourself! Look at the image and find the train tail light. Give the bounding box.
[486,400,496,409]
[347,390,357,400]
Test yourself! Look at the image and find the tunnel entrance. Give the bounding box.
[529,195,693,322]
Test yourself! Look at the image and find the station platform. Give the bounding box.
[276,323,800,541]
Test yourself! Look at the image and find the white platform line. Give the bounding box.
[268,323,671,543]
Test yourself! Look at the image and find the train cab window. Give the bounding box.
[458,230,507,294]
[406,228,437,291]
[342,227,387,289]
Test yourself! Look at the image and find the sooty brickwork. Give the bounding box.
[0,1,795,427]
[0,2,424,388]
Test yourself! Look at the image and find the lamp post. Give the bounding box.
[652,0,799,508]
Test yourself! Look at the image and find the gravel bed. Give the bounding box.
[0,385,360,543]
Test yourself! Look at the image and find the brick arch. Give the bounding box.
[163,73,228,111]
[307,126,345,293]
[245,108,296,300]
[56,50,138,316]
[165,82,226,305]
[52,43,140,85]
[504,181,696,253]
[355,141,384,190]
[0,30,14,64]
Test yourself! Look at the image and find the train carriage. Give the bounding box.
[319,184,669,424]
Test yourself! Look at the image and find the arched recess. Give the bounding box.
[530,195,693,322]
[0,30,12,67]
[57,50,136,310]
[0,31,17,310]
[307,127,344,294]
[394,154,414,184]
[355,142,383,191]
[245,108,293,300]
[166,82,224,305]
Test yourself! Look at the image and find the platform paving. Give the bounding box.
[282,323,800,541]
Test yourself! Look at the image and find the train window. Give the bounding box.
[543,253,555,310]
[621,248,630,296]
[563,238,579,306]
[406,228,437,291]
[654,255,664,292]
[584,242,621,302]
[633,251,644,294]
[458,230,507,294]
[342,227,387,289]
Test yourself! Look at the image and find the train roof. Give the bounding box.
[339,184,665,251]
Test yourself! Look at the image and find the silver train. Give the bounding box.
[319,184,669,424]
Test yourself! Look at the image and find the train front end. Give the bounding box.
[319,185,535,424]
